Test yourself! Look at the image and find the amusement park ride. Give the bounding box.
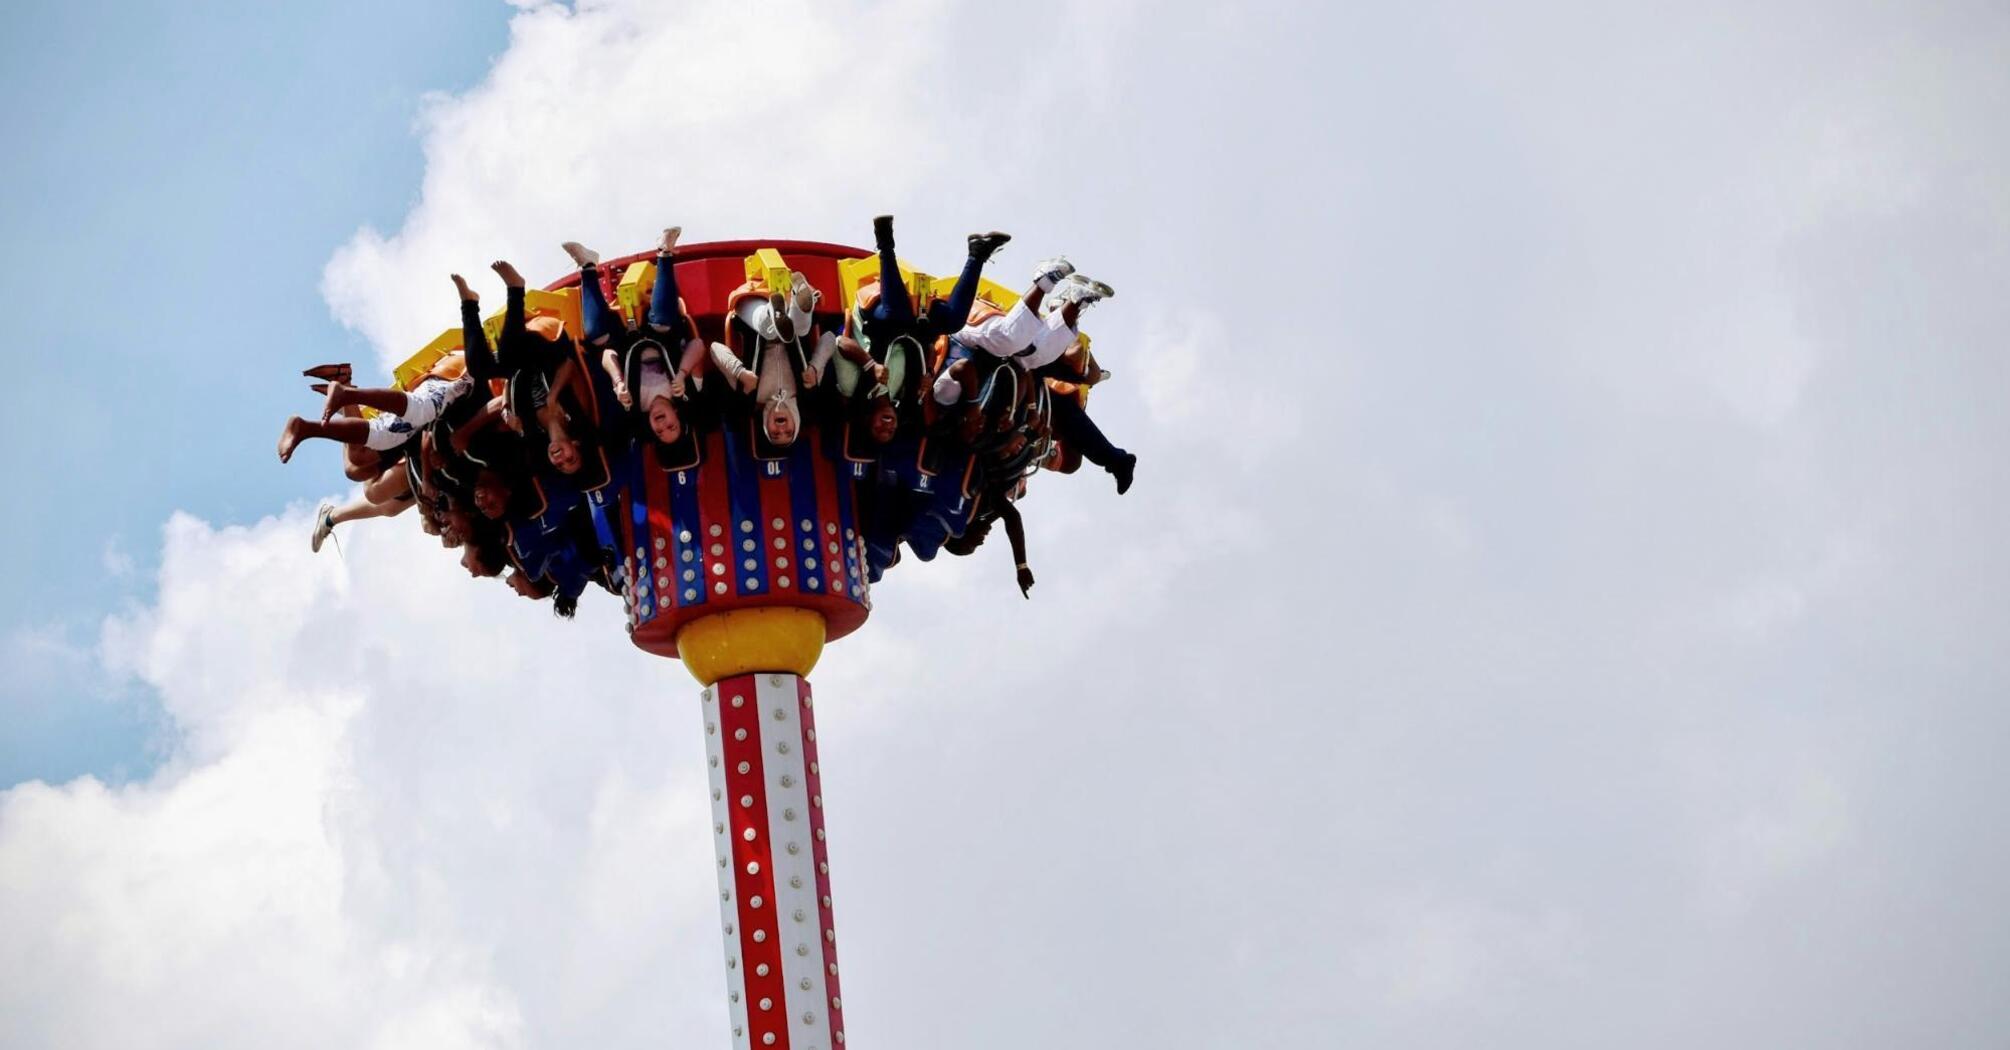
[370,237,1115,1049]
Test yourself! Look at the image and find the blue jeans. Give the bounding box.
[580,254,690,346]
[646,252,688,339]
[579,266,621,346]
[867,244,984,338]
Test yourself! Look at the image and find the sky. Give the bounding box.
[3,1,2008,1048]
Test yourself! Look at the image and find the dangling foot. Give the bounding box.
[658,226,682,256]
[319,379,351,423]
[872,214,895,253]
[277,417,308,463]
[490,260,525,289]
[1032,256,1075,291]
[737,367,760,395]
[311,501,336,553]
[1109,452,1136,495]
[451,273,478,302]
[968,231,1011,262]
[301,362,352,383]
[769,291,794,341]
[561,241,599,269]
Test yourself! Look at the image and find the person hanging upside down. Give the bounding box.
[309,461,417,552]
[461,262,601,478]
[276,357,474,464]
[1036,276,1136,494]
[934,263,1135,493]
[564,226,710,449]
[926,255,1078,447]
[836,215,1010,415]
[299,364,415,483]
[709,273,836,447]
[458,528,510,579]
[943,493,1035,598]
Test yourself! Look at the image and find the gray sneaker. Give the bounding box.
[1032,256,1075,288]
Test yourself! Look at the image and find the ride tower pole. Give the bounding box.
[681,609,848,1050]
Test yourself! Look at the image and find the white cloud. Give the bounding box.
[6,623,91,673]
[101,538,135,579]
[0,512,720,1049]
[322,0,976,369]
[12,2,2010,1048]
[1348,893,1585,1013]
[1698,765,1853,919]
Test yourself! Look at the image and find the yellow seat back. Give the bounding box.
[742,248,793,296]
[617,258,654,322]
[393,325,467,393]
[836,254,936,316]
[389,287,581,393]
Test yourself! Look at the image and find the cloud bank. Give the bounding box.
[8,1,2010,1048]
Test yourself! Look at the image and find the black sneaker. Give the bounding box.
[873,214,895,253]
[967,231,1011,261]
[1111,452,1136,495]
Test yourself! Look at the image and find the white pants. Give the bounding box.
[364,376,470,451]
[953,300,1044,358]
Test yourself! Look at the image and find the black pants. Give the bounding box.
[463,292,565,381]
[1049,395,1124,468]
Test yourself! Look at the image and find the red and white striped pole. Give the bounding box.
[700,672,847,1050]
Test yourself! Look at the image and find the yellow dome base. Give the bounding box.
[676,607,827,685]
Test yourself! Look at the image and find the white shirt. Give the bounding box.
[636,349,675,406]
[955,299,1080,368]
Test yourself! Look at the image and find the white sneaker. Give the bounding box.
[311,502,336,553]
[1071,273,1115,301]
[786,273,820,336]
[1048,273,1112,308]
[790,271,821,314]
[562,241,600,268]
[1032,256,1074,290]
[659,226,682,255]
